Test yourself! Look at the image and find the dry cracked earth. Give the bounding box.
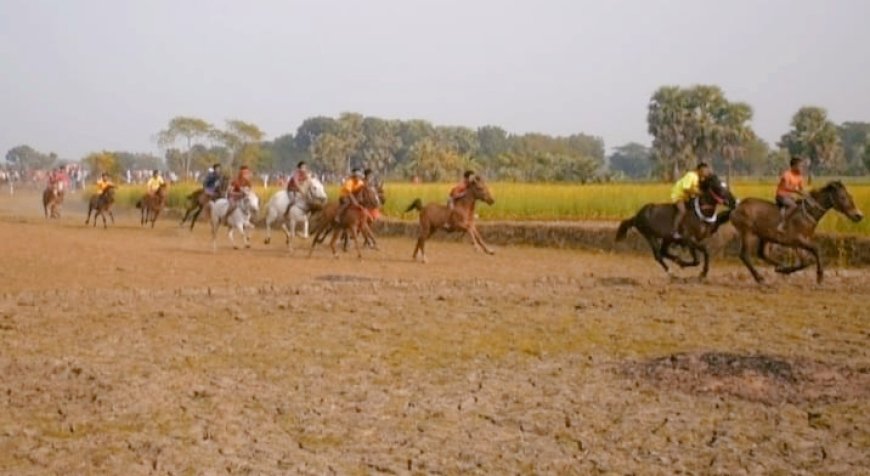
[0,191,867,475]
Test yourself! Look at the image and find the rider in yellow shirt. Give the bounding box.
[145,170,165,197]
[670,162,712,239]
[95,172,114,196]
[335,168,366,223]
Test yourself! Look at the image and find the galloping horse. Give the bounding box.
[404,175,495,263]
[42,185,64,219]
[85,185,116,229]
[263,177,328,248]
[615,174,736,278]
[309,181,385,251]
[136,183,169,228]
[180,175,229,230]
[208,189,260,251]
[308,184,381,259]
[730,181,863,284]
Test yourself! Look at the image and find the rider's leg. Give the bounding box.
[284,191,295,217]
[672,201,687,239]
[335,197,349,224]
[777,196,797,232]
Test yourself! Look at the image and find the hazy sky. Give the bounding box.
[1,0,868,161]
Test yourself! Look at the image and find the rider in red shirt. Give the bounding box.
[284,161,310,217]
[225,165,253,219]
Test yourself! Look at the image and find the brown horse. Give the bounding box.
[308,184,381,259]
[180,175,229,230]
[404,175,495,263]
[616,174,736,278]
[42,187,64,219]
[730,181,863,284]
[136,183,169,228]
[310,182,385,250]
[85,185,116,228]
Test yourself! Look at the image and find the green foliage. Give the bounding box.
[608,143,652,179]
[778,106,844,178]
[5,145,57,171]
[838,122,870,175]
[82,151,120,176]
[648,85,755,181]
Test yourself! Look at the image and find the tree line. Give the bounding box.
[5,86,869,182]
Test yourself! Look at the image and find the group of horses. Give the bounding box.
[616,175,864,284]
[42,171,864,283]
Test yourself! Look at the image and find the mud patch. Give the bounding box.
[623,351,870,405]
[315,274,375,283]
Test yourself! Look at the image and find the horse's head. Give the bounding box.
[469,175,495,205]
[103,185,116,200]
[700,174,736,208]
[305,177,328,204]
[820,181,863,223]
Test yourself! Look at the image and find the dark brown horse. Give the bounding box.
[180,175,229,230]
[42,187,64,219]
[85,185,116,229]
[730,181,863,284]
[616,175,736,278]
[308,184,381,259]
[310,182,385,250]
[404,175,495,263]
[136,183,168,228]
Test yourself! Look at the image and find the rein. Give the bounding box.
[799,192,830,224]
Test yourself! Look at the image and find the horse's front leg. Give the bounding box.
[469,224,494,255]
[302,216,310,239]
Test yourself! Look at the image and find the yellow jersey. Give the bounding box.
[146,176,165,193]
[670,171,700,203]
[340,177,365,197]
[96,178,113,194]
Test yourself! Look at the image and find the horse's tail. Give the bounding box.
[615,216,635,242]
[405,198,423,213]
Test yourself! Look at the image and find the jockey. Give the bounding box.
[225,165,253,219]
[670,162,712,239]
[202,163,222,199]
[776,157,806,232]
[284,161,310,217]
[448,170,475,210]
[145,170,165,197]
[95,172,114,196]
[335,168,366,223]
[47,166,69,194]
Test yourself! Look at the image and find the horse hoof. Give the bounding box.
[264,238,271,245]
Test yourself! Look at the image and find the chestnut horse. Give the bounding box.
[730,181,863,284]
[85,185,116,228]
[180,175,229,230]
[42,187,64,219]
[136,183,169,228]
[308,184,381,259]
[615,174,736,278]
[404,175,495,263]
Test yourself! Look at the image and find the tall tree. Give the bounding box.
[5,145,56,171]
[648,86,692,180]
[718,102,754,183]
[838,121,870,175]
[360,117,402,175]
[82,151,120,176]
[156,116,213,179]
[336,112,364,173]
[778,106,844,181]
[212,119,266,169]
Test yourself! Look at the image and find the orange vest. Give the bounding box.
[776,170,803,197]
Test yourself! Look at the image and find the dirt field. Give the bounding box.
[1,191,868,475]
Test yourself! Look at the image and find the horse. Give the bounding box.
[615,174,737,278]
[404,175,495,263]
[180,175,229,230]
[263,177,328,248]
[307,184,381,259]
[309,181,385,251]
[136,183,169,228]
[85,185,116,229]
[208,189,260,251]
[730,181,863,284]
[42,185,64,219]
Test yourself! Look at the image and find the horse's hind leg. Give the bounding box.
[756,239,784,267]
[642,234,669,273]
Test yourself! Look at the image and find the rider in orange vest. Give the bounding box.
[775,157,806,232]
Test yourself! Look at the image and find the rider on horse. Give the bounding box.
[443,170,476,230]
[95,172,114,196]
[284,161,310,216]
[202,163,223,199]
[47,165,70,195]
[225,165,253,219]
[775,156,806,232]
[145,170,165,198]
[670,162,712,239]
[335,168,366,223]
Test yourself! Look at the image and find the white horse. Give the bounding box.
[209,189,260,251]
[263,177,328,249]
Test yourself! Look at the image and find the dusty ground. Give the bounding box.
[0,191,868,475]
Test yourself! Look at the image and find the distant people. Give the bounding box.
[775,157,806,232]
[670,162,712,239]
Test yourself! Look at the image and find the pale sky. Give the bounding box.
[1,0,869,160]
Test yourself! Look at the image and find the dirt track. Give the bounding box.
[1,191,868,475]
